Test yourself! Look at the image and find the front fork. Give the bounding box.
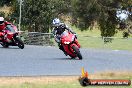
[12,33,20,44]
[74,39,80,48]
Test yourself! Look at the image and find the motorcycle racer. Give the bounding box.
[0,17,11,41]
[52,18,76,55]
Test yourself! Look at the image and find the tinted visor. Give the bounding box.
[0,21,4,24]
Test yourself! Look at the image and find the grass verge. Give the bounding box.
[0,72,131,88]
[71,26,132,50]
[78,36,132,50]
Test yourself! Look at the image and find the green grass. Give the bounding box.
[0,82,130,88]
[71,25,132,38]
[71,26,101,37]
[70,26,132,50]
[0,79,131,88]
[77,36,132,50]
[0,73,131,88]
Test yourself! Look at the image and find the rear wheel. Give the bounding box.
[72,46,82,60]
[15,37,24,49]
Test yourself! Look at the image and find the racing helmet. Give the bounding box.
[52,18,61,27]
[0,17,4,25]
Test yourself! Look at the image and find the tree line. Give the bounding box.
[0,0,131,37]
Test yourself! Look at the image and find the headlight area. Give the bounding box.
[64,41,70,44]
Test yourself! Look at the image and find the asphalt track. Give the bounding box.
[0,45,132,76]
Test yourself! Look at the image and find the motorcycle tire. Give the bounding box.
[1,42,9,48]
[15,37,24,49]
[72,46,82,60]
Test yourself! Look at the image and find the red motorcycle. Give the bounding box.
[0,24,24,49]
[60,30,82,60]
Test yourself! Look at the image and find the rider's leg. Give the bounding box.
[74,39,80,48]
[0,32,4,41]
[55,36,67,55]
[58,43,67,56]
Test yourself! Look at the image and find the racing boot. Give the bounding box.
[0,36,4,43]
[59,44,67,56]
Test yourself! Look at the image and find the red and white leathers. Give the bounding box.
[0,21,11,40]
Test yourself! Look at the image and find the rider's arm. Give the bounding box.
[52,28,61,43]
[55,36,61,43]
[3,21,12,30]
[65,25,76,34]
[4,21,11,25]
[52,27,57,36]
[64,24,77,38]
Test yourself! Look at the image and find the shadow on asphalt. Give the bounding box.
[0,46,20,49]
[53,57,81,60]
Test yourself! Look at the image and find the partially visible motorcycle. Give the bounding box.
[60,30,82,60]
[0,24,24,49]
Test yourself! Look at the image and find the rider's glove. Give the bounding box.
[73,33,77,39]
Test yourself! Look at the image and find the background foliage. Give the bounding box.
[0,0,131,37]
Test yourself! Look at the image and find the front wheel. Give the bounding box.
[15,37,24,49]
[72,46,82,60]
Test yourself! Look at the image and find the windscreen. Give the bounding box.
[6,25,15,33]
[61,31,68,37]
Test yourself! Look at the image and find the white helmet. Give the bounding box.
[52,18,61,26]
[0,17,4,25]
